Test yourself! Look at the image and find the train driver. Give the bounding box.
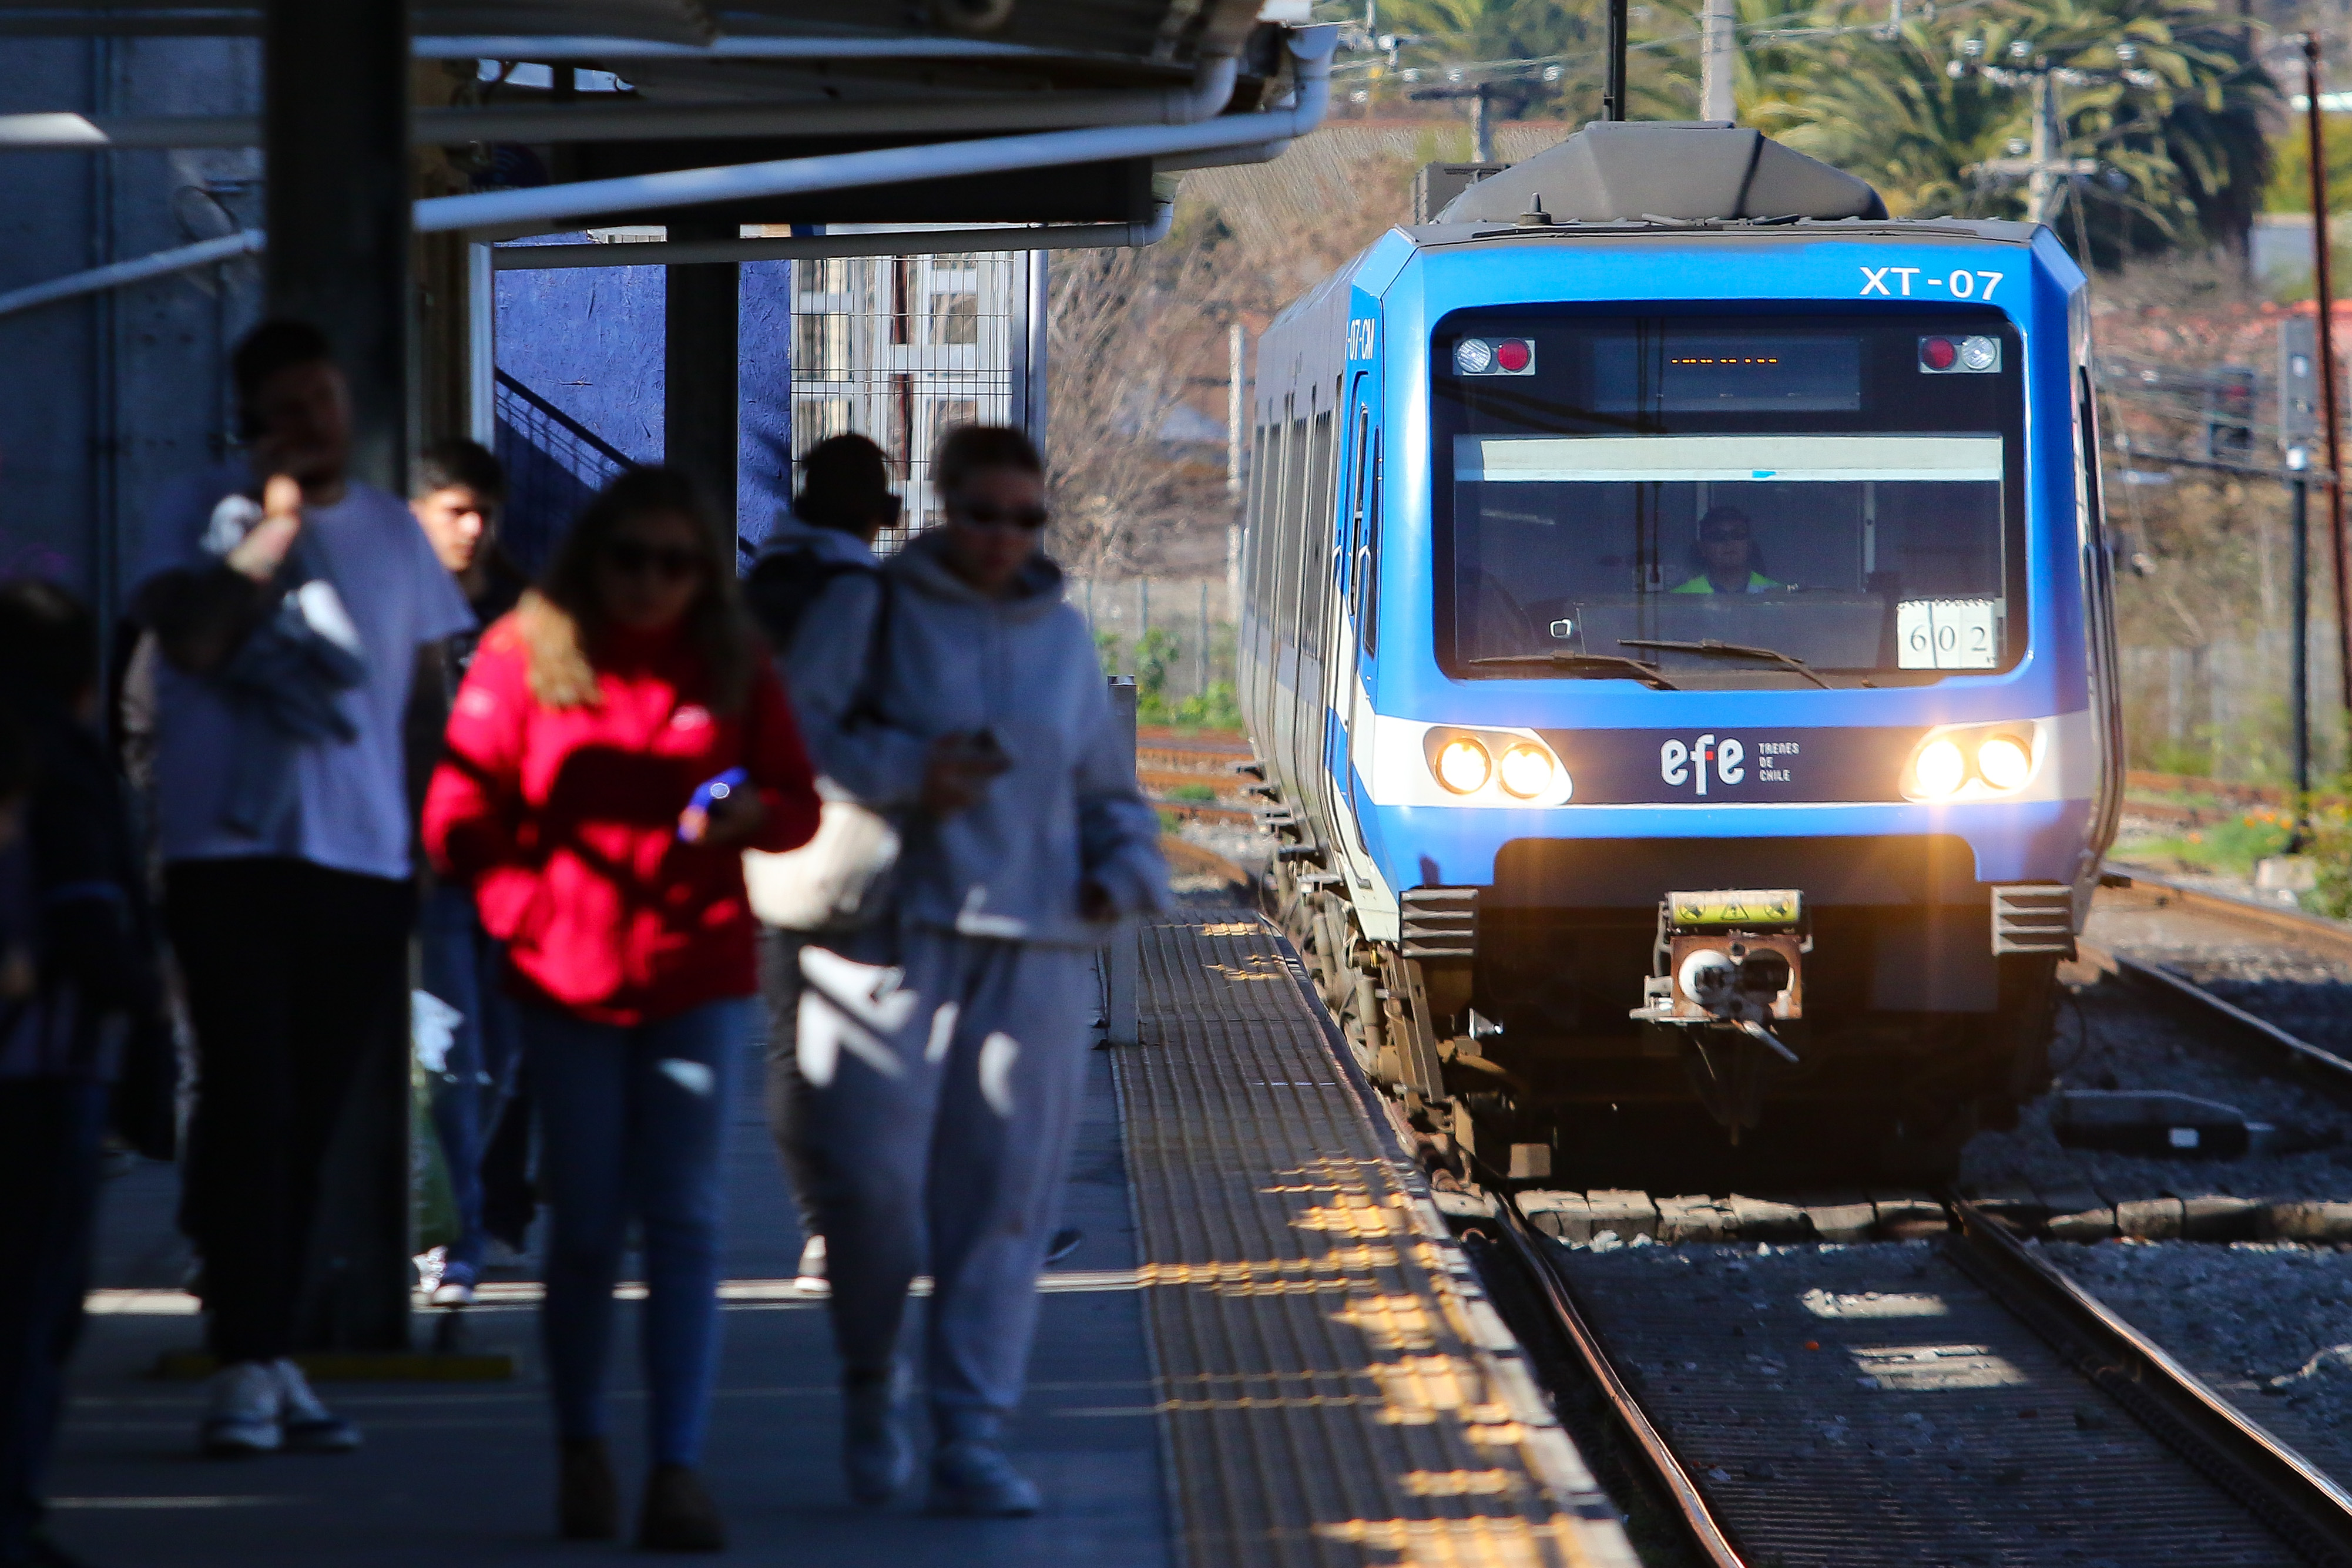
[1672,505,1783,595]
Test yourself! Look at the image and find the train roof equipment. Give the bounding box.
[1434,120,1890,227]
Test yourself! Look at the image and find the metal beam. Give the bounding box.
[665,217,738,534]
[262,0,412,1354]
[0,53,1237,148]
[410,34,1085,61]
[411,26,1335,235]
[491,204,1172,268]
[0,227,260,317]
[0,202,1182,319]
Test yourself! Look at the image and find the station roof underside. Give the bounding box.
[0,0,1319,231]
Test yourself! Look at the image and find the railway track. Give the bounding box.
[1424,871,2352,1567]
[2086,869,2352,1103]
[1473,1184,2352,1568]
[1136,727,1261,825]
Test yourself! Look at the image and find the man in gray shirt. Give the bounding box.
[135,320,472,1458]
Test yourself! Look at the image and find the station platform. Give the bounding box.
[43,913,1633,1567]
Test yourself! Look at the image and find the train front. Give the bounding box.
[1351,224,2116,1173]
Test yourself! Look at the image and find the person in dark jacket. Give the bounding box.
[0,578,167,1568]
[743,432,900,1295]
[407,439,534,1305]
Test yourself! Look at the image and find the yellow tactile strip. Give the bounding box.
[1116,914,1639,1568]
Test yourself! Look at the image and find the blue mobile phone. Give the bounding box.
[680,768,749,840]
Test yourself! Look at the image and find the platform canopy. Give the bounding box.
[0,0,1323,230]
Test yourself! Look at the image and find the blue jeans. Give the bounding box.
[520,997,745,1469]
[419,883,522,1280]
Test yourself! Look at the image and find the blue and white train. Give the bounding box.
[1237,122,2121,1178]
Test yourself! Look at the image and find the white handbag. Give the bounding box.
[743,798,900,934]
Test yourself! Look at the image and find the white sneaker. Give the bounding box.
[430,1278,477,1307]
[201,1360,283,1456]
[272,1359,361,1453]
[796,1234,830,1295]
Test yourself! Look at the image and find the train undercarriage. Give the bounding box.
[1263,854,2064,1188]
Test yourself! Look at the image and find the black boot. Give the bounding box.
[636,1463,726,1552]
[558,1437,620,1541]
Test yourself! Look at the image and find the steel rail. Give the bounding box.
[2101,949,2352,1094]
[1945,1196,2352,1568]
[1489,1196,1748,1568]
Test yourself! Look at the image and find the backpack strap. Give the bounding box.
[841,572,894,733]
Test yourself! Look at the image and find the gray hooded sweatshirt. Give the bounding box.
[811,530,1167,948]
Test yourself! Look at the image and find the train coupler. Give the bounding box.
[1629,888,1809,1062]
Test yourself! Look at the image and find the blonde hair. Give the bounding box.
[511,589,601,710]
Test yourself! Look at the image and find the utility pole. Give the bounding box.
[1227,320,1245,496]
[2284,315,2321,836]
[2304,32,2351,718]
[2026,72,2059,224]
[1700,0,1737,122]
[1469,82,1494,162]
[1605,0,1629,120]
[1977,69,2095,229]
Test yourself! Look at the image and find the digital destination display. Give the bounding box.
[1593,335,1863,414]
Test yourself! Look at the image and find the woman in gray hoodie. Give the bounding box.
[794,424,1166,1516]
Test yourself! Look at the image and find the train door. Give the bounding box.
[1333,377,1375,834]
[2078,364,2125,856]
[1291,392,1340,852]
[1263,395,1301,798]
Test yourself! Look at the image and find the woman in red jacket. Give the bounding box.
[424,467,818,1552]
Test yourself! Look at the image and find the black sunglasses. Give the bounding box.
[950,501,1051,532]
[605,539,704,580]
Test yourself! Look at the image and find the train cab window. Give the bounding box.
[1432,310,2026,685]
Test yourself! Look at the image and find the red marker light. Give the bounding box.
[1495,338,1533,372]
[1921,337,1958,371]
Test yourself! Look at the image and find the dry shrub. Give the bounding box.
[1046,142,1421,575]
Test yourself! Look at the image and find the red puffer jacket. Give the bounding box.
[423,616,820,1024]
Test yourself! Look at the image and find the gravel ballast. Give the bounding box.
[2041,1238,2352,1489]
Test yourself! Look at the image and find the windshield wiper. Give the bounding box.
[1470,652,1682,690]
[1616,637,1856,689]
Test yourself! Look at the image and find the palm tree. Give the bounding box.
[1730,0,2270,260]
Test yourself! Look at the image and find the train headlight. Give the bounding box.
[1498,743,1556,799]
[1435,737,1493,794]
[1911,737,1967,799]
[1975,733,2032,791]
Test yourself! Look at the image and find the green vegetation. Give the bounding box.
[1096,627,1247,731]
[2116,808,2294,875]
[1346,0,2275,263]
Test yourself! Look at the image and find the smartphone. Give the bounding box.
[679,767,749,841]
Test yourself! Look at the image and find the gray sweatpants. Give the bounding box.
[795,925,1095,1422]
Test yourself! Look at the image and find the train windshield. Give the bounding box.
[1432,310,2026,684]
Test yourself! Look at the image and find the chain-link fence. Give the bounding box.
[2121,632,2348,783]
[789,250,1030,554]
